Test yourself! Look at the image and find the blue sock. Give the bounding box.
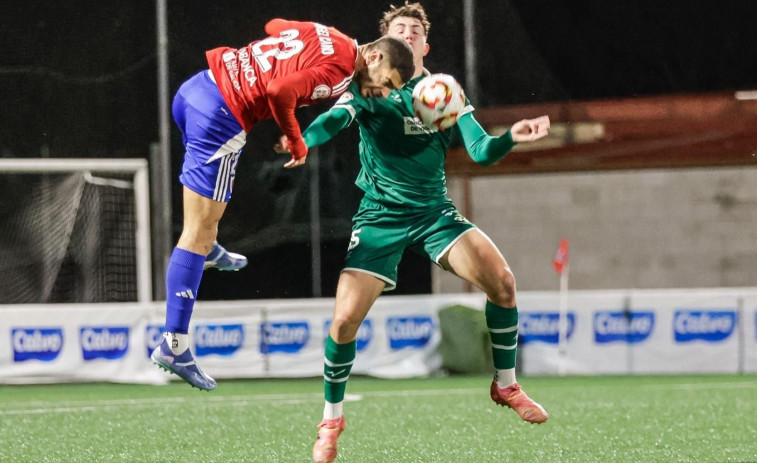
[164,247,206,334]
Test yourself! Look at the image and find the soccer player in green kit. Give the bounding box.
[277,3,551,462]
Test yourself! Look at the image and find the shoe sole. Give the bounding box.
[491,395,548,424]
[203,263,247,271]
[493,400,548,424]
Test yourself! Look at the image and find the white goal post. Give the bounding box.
[0,158,152,303]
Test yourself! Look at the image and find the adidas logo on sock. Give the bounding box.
[175,289,195,300]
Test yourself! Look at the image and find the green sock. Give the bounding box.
[323,335,356,404]
[485,301,518,370]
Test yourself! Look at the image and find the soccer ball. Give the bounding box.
[411,73,466,131]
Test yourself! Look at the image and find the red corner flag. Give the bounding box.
[552,238,569,275]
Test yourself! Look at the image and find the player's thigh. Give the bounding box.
[443,229,513,292]
[344,219,407,292]
[176,71,246,202]
[412,204,477,265]
[182,186,227,229]
[178,187,227,253]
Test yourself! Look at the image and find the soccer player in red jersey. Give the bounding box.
[151,19,414,391]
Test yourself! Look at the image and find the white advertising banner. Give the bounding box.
[515,288,757,375]
[1,295,456,384]
[158,296,449,380]
[0,303,166,385]
[516,291,631,376]
[1,289,755,384]
[629,290,741,374]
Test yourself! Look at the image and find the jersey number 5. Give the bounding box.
[252,29,304,73]
[348,229,362,251]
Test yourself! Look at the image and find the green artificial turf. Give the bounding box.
[1,374,755,462]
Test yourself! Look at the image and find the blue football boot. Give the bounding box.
[204,241,248,271]
[151,337,216,391]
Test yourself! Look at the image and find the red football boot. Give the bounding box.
[490,381,549,424]
[312,416,346,463]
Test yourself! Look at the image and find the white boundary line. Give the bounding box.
[1,381,753,416]
[0,389,485,417]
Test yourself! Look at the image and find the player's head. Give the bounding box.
[379,2,430,69]
[356,36,414,97]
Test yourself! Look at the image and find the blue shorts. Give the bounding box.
[172,70,246,202]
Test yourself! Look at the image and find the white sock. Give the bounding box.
[495,368,517,388]
[323,401,344,420]
[165,332,189,355]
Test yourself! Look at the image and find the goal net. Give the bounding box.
[0,159,152,303]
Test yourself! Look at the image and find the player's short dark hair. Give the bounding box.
[379,2,431,38]
[365,36,415,84]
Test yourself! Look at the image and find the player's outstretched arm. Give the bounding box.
[457,113,514,166]
[458,113,550,166]
[303,107,352,148]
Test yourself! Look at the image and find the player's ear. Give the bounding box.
[366,49,384,68]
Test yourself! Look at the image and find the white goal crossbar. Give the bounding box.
[0,158,152,302]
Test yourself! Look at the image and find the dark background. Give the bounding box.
[1,1,755,299]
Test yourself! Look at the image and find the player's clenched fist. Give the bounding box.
[510,115,550,143]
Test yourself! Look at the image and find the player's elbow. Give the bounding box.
[266,79,298,107]
[266,79,286,99]
[473,156,496,167]
[469,137,508,166]
[468,143,496,166]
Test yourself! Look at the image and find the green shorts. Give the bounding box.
[344,197,477,291]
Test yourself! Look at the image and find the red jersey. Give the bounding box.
[206,19,358,159]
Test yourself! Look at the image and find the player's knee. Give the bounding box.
[177,227,217,254]
[487,266,517,307]
[329,316,361,343]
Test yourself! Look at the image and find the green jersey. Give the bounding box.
[302,73,516,209]
[333,76,472,208]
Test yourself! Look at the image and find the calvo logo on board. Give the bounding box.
[519,312,575,345]
[80,326,130,360]
[386,316,434,350]
[12,327,64,362]
[594,311,655,344]
[195,324,245,357]
[673,310,736,343]
[260,321,309,354]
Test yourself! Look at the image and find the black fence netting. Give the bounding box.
[2,0,755,299]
